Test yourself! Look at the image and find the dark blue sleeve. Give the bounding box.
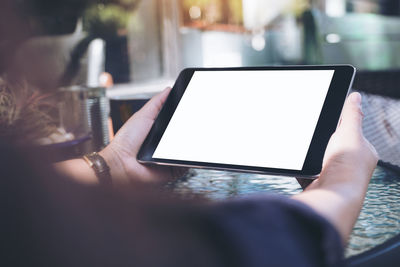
[207,195,344,267]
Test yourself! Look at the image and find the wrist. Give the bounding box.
[320,164,372,187]
[53,158,100,185]
[312,169,371,203]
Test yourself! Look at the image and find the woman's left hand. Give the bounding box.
[100,87,187,185]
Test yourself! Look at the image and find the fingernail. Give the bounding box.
[350,92,362,105]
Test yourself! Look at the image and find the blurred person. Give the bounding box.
[0,0,378,266]
[1,88,378,266]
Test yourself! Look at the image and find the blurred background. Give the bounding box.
[2,0,400,154]
[95,0,400,86]
[4,0,400,87]
[1,0,400,156]
[99,0,400,83]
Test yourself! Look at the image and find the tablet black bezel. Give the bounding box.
[137,65,356,177]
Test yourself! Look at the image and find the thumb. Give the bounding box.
[112,87,172,155]
[338,92,364,132]
[135,87,172,120]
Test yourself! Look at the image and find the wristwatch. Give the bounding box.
[83,152,112,187]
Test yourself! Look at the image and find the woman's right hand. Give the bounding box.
[293,92,378,243]
[309,92,378,192]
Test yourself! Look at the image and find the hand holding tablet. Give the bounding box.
[138,65,356,178]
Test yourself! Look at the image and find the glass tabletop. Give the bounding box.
[171,165,400,257]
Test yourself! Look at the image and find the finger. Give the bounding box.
[338,92,364,132]
[136,87,172,119]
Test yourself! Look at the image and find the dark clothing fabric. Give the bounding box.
[0,148,344,266]
[209,196,344,267]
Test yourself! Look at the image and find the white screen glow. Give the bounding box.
[153,70,334,170]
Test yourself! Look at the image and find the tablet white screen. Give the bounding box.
[153,70,334,170]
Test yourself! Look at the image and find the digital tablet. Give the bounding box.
[137,65,356,178]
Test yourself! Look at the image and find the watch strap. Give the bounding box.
[83,152,112,187]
